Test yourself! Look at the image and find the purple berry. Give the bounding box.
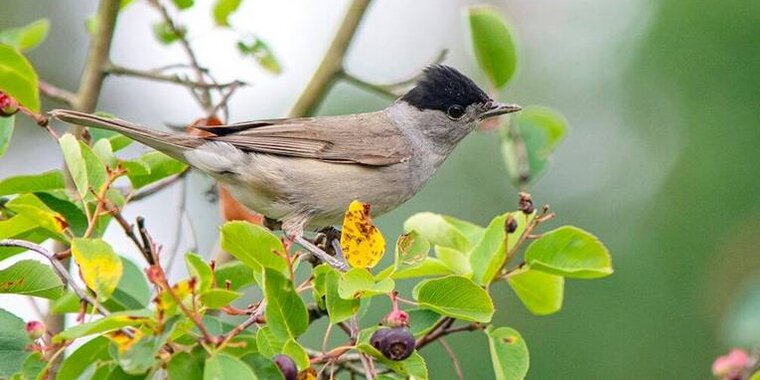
[273,354,297,380]
[370,327,415,361]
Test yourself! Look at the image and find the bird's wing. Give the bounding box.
[196,111,413,166]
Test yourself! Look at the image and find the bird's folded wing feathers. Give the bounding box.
[198,111,412,166]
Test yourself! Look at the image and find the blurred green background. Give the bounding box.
[2,0,760,378]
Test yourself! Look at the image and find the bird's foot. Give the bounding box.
[293,235,349,271]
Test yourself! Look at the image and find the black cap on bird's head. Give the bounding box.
[401,64,521,120]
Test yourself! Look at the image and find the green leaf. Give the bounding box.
[167,352,203,380]
[435,246,471,275]
[485,326,529,380]
[172,0,194,10]
[0,116,13,158]
[89,128,133,152]
[93,138,116,167]
[5,194,69,239]
[0,19,50,52]
[16,352,45,380]
[57,336,111,379]
[0,215,38,241]
[59,133,89,198]
[338,268,394,299]
[413,276,494,322]
[220,221,288,283]
[404,212,482,252]
[524,226,613,279]
[0,170,65,196]
[185,252,213,292]
[106,257,151,311]
[123,151,187,189]
[152,21,185,45]
[0,309,31,378]
[238,354,283,380]
[324,267,359,324]
[407,309,441,338]
[468,6,517,88]
[255,326,284,357]
[54,310,152,342]
[71,238,124,301]
[501,106,568,185]
[80,139,108,197]
[200,288,242,309]
[387,257,454,280]
[204,353,257,380]
[221,334,258,357]
[213,0,242,27]
[0,44,40,111]
[117,317,178,375]
[0,229,47,260]
[282,339,309,370]
[382,231,431,278]
[357,327,428,379]
[469,212,533,285]
[507,269,564,315]
[237,38,282,74]
[264,268,308,339]
[215,261,255,291]
[469,213,508,284]
[0,260,64,299]
[35,192,88,236]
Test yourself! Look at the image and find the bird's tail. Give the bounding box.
[49,110,203,163]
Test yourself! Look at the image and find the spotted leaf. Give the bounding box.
[340,200,385,269]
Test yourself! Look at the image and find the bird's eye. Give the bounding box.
[447,105,465,120]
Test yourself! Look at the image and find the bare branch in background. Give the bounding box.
[340,49,448,99]
[38,80,78,107]
[288,0,373,117]
[105,63,246,90]
[147,0,214,113]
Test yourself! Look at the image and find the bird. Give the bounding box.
[51,65,521,269]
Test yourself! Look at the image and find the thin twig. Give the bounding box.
[105,63,245,90]
[147,0,213,111]
[416,318,484,350]
[217,301,265,349]
[340,49,448,99]
[38,80,78,106]
[127,168,189,202]
[108,210,155,265]
[439,338,463,380]
[0,239,110,316]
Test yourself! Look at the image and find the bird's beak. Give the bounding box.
[479,102,522,120]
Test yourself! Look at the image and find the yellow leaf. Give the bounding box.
[340,200,385,269]
[71,238,123,302]
[107,329,144,353]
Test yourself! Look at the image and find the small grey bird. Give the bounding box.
[52,65,520,268]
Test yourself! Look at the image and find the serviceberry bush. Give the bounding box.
[0,1,612,379]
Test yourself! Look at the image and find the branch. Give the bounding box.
[0,239,110,316]
[105,63,246,90]
[415,318,484,350]
[148,0,213,112]
[439,338,463,380]
[127,168,189,202]
[288,0,373,117]
[38,80,77,106]
[340,49,448,99]
[75,0,120,113]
